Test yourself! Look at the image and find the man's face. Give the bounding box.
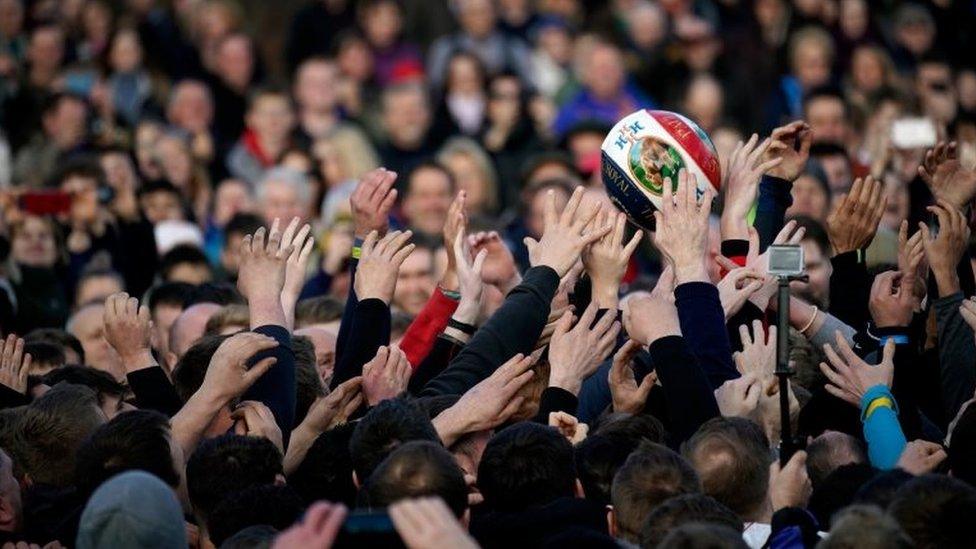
[28,26,63,71]
[216,35,253,90]
[382,88,431,149]
[168,83,213,133]
[152,303,183,356]
[788,174,830,222]
[393,248,435,315]
[75,275,123,309]
[295,61,338,112]
[817,154,852,195]
[459,0,496,38]
[46,98,87,148]
[791,238,831,307]
[295,327,337,386]
[402,168,452,236]
[586,45,625,100]
[260,180,307,225]
[140,191,184,224]
[69,304,124,381]
[247,95,295,143]
[166,262,212,285]
[806,97,848,145]
[793,41,830,89]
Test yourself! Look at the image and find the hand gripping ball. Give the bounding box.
[601,110,722,231]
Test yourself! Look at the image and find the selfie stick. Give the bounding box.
[776,274,808,466]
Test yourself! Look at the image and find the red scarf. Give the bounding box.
[242,128,276,167]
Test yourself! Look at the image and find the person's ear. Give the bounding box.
[352,470,360,489]
[574,478,584,498]
[606,505,616,538]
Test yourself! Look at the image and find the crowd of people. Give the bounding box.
[0,0,975,547]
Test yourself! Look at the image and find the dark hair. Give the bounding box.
[888,474,976,549]
[219,524,278,549]
[853,468,913,510]
[819,504,912,549]
[947,403,976,487]
[74,409,180,496]
[74,268,125,306]
[23,340,65,371]
[246,85,293,113]
[361,440,468,518]
[406,161,456,196]
[295,296,344,328]
[186,434,284,524]
[293,335,325,427]
[640,494,743,549]
[808,462,877,528]
[208,485,304,546]
[576,431,648,505]
[656,523,748,549]
[25,328,85,365]
[160,245,213,282]
[187,282,245,306]
[9,383,104,486]
[137,179,183,200]
[289,423,358,507]
[54,157,106,188]
[809,141,849,160]
[802,86,848,116]
[172,334,230,402]
[478,422,577,513]
[681,417,771,519]
[224,213,266,243]
[42,365,126,399]
[349,397,441,482]
[611,442,702,544]
[147,282,195,312]
[805,431,866,489]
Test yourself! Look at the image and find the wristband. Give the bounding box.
[440,288,461,301]
[351,246,362,259]
[864,396,894,420]
[799,306,819,334]
[878,335,909,346]
[448,318,476,335]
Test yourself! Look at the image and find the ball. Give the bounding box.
[601,109,722,231]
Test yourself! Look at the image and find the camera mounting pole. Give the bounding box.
[776,273,808,466]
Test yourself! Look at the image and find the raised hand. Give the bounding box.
[896,440,948,475]
[869,271,916,328]
[734,320,776,379]
[762,121,813,182]
[623,271,681,345]
[432,353,536,446]
[897,220,926,301]
[452,230,487,327]
[524,186,612,277]
[103,292,154,371]
[351,168,398,238]
[717,266,764,320]
[721,134,781,239]
[232,400,284,453]
[714,373,762,418]
[918,141,976,209]
[652,169,714,284]
[279,217,316,329]
[548,411,588,445]
[826,175,887,255]
[769,450,811,511]
[238,224,292,327]
[819,332,895,407]
[0,334,31,394]
[548,303,621,395]
[272,501,347,549]
[609,339,656,414]
[469,231,520,293]
[389,498,478,549]
[440,191,468,292]
[299,377,363,436]
[361,346,410,406]
[200,332,279,403]
[582,210,642,308]
[354,230,415,304]
[920,200,971,296]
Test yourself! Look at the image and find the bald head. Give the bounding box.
[168,303,221,361]
[66,303,124,380]
[295,326,337,385]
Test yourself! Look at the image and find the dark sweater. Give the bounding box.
[648,335,720,447]
[241,324,296,447]
[675,282,738,389]
[754,174,793,252]
[126,366,183,417]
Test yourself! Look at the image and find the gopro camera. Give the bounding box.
[766,245,804,277]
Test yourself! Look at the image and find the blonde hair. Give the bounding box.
[436,137,499,213]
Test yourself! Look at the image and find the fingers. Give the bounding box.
[560,186,585,227]
[773,220,799,246]
[280,216,300,250]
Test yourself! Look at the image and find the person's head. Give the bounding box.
[683,74,724,133]
[67,302,124,380]
[25,328,84,366]
[293,56,338,114]
[153,132,197,189]
[809,143,852,194]
[523,177,575,237]
[139,180,186,224]
[381,83,431,150]
[583,41,626,101]
[108,26,144,74]
[146,282,193,357]
[362,440,468,519]
[215,32,255,91]
[819,504,912,549]
[401,162,454,237]
[57,159,106,227]
[171,333,228,405]
[788,216,832,308]
[805,430,866,489]
[576,431,648,506]
[457,0,496,39]
[74,410,182,498]
[42,365,134,419]
[889,475,976,549]
[167,303,222,368]
[99,147,140,194]
[894,3,935,57]
[803,88,849,145]
[850,45,892,95]
[787,163,831,222]
[74,270,125,310]
[295,296,344,331]
[160,244,213,285]
[656,523,748,549]
[349,397,441,484]
[22,340,65,375]
[207,484,304,547]
[789,26,834,90]
[76,471,187,549]
[288,422,358,507]
[808,462,877,528]
[682,417,771,522]
[203,304,250,335]
[246,88,295,144]
[478,422,578,512]
[220,213,264,278]
[8,215,60,269]
[27,24,65,75]
[393,235,437,316]
[295,326,337,385]
[0,449,22,534]
[292,335,325,427]
[10,383,106,487]
[186,434,284,529]
[639,494,743,549]
[0,0,24,39]
[41,92,88,149]
[257,167,313,225]
[166,80,214,134]
[359,0,403,49]
[609,442,702,544]
[437,138,498,214]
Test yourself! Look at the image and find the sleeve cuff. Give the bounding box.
[720,240,749,260]
[860,384,897,420]
[831,250,865,269]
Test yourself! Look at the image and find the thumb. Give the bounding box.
[523,237,538,255]
[881,338,896,366]
[472,249,488,276]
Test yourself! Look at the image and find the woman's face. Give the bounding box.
[851,48,884,93]
[12,216,57,268]
[443,152,488,213]
[156,137,193,188]
[787,174,830,221]
[313,140,346,186]
[448,56,484,96]
[109,29,143,73]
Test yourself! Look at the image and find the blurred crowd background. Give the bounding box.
[0,0,974,332]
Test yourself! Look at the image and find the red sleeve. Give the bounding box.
[400,288,459,368]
